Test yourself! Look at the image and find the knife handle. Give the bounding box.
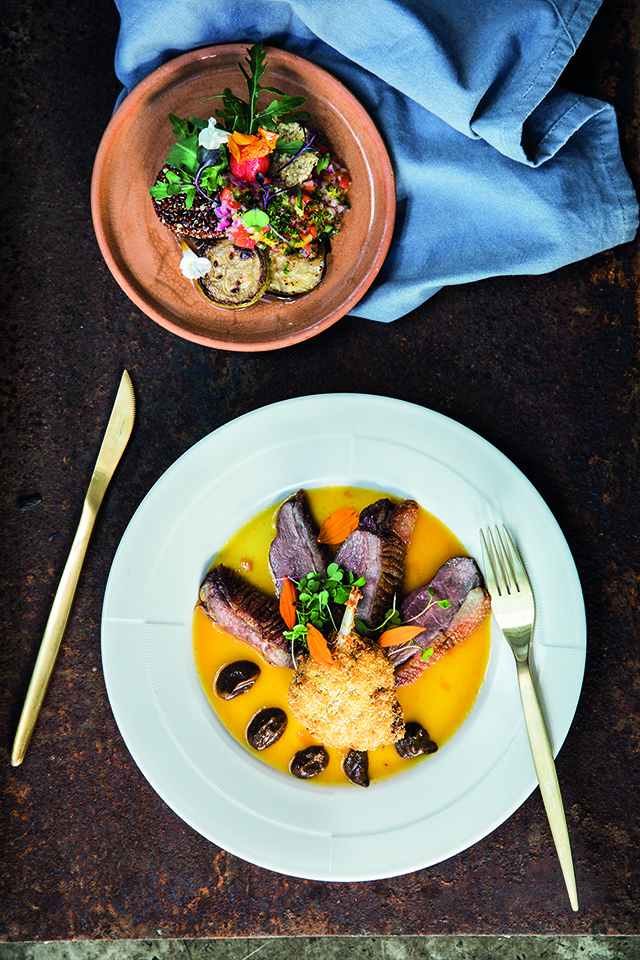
[11,497,98,766]
[516,658,579,911]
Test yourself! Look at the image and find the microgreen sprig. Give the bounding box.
[149,115,227,209]
[283,563,366,658]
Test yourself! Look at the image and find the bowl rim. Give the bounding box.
[91,43,396,351]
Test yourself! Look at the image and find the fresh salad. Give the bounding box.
[150,44,350,309]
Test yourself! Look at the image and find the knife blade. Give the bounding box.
[11,369,136,767]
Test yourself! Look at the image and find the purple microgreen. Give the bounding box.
[279,129,318,171]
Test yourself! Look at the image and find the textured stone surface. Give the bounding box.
[0,0,638,944]
[1,937,640,960]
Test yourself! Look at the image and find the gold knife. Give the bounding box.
[11,370,136,767]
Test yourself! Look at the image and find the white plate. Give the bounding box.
[101,394,586,880]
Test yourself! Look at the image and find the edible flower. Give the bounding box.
[306,623,334,666]
[227,127,279,163]
[178,242,210,279]
[378,625,426,647]
[317,507,359,545]
[198,117,228,151]
[279,578,298,630]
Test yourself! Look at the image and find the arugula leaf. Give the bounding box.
[166,138,200,176]
[206,43,307,135]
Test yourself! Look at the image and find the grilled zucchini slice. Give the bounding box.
[266,243,327,298]
[197,238,269,310]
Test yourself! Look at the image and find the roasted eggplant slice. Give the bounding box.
[197,238,269,309]
[266,243,327,297]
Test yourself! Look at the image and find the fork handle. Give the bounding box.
[516,659,579,911]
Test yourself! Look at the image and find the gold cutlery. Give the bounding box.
[480,525,579,911]
[11,370,136,767]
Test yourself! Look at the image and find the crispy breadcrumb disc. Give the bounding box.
[287,632,404,751]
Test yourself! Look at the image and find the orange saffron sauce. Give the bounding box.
[192,486,490,786]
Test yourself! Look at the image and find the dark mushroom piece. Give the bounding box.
[394,721,438,759]
[215,660,261,700]
[343,749,370,787]
[246,707,288,751]
[290,745,330,779]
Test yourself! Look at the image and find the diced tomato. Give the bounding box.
[220,187,240,209]
[230,225,256,249]
[336,172,350,191]
[298,225,317,246]
[229,154,271,183]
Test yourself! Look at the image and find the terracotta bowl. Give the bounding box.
[91,45,396,351]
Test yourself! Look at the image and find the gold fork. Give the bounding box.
[480,525,579,911]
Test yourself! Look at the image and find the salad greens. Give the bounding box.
[149,115,227,209]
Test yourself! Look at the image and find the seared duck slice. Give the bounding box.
[334,498,418,628]
[390,557,491,686]
[199,564,293,668]
[287,587,404,751]
[269,490,332,594]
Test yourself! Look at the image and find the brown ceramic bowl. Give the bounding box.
[91,44,396,351]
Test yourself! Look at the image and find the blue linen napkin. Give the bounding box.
[113,0,638,322]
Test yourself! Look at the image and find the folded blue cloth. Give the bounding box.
[113,0,638,322]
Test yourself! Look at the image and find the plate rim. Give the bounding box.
[101,393,586,879]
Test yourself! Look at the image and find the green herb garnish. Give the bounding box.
[207,43,307,135]
[284,563,366,647]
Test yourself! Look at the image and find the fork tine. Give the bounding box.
[500,525,533,600]
[492,526,517,594]
[480,528,500,596]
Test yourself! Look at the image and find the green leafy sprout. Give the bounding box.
[283,563,366,659]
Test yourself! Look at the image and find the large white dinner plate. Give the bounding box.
[101,394,586,880]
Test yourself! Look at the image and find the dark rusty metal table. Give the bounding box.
[1,0,638,941]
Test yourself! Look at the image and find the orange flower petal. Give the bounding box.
[258,126,279,149]
[226,134,241,162]
[279,577,298,630]
[306,623,334,666]
[317,507,359,544]
[231,131,255,145]
[379,625,425,647]
[228,129,278,163]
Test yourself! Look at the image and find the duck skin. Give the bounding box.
[199,564,293,667]
[334,498,418,628]
[269,490,332,594]
[389,557,491,686]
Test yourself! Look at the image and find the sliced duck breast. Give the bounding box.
[334,498,418,628]
[199,564,293,668]
[269,490,332,594]
[390,557,491,686]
